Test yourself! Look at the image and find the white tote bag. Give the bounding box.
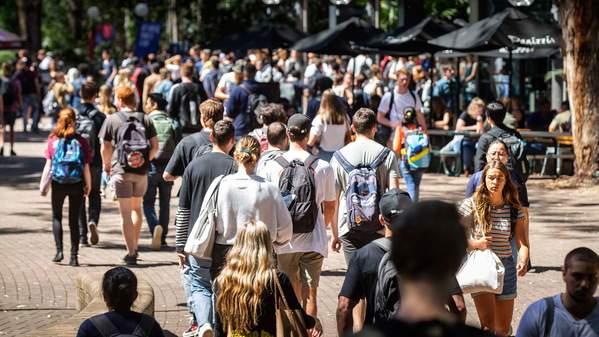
[184,175,224,260]
[456,249,505,294]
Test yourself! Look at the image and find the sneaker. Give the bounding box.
[198,323,213,337]
[124,254,137,266]
[182,322,199,337]
[150,225,163,251]
[89,223,99,245]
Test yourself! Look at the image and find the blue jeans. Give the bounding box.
[181,255,213,326]
[461,139,476,173]
[400,161,424,201]
[142,165,173,241]
[21,94,40,132]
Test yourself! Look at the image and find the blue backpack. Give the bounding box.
[402,129,431,171]
[334,148,390,232]
[51,137,84,184]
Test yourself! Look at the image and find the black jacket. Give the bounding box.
[474,125,522,172]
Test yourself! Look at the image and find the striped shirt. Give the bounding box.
[459,198,524,258]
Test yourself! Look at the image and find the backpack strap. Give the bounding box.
[116,111,128,123]
[333,151,354,173]
[372,237,392,253]
[386,90,394,118]
[275,155,290,169]
[408,90,417,107]
[89,314,120,337]
[131,314,156,337]
[304,154,318,169]
[370,148,391,170]
[543,296,555,337]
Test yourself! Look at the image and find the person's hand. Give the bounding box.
[517,258,528,277]
[103,164,111,176]
[177,252,187,269]
[330,236,341,253]
[308,318,322,337]
[40,189,48,197]
[475,236,492,250]
[83,183,91,197]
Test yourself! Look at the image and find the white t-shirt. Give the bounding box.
[216,71,235,95]
[259,149,336,257]
[377,88,422,123]
[310,115,348,152]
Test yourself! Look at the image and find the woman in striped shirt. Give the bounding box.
[459,160,529,336]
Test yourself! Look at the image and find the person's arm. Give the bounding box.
[515,212,530,277]
[464,175,477,198]
[387,151,400,189]
[456,118,478,132]
[214,85,228,101]
[336,296,356,336]
[101,140,113,174]
[148,136,159,161]
[376,93,398,128]
[83,163,91,196]
[273,189,293,246]
[433,112,451,130]
[40,159,52,196]
[323,200,336,231]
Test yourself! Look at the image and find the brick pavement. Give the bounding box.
[1,126,598,337]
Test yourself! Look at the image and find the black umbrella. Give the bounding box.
[291,17,382,56]
[208,23,305,51]
[367,16,459,55]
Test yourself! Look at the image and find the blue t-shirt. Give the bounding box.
[76,311,164,337]
[516,295,599,337]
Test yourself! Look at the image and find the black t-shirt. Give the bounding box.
[458,111,478,127]
[164,130,211,177]
[167,82,207,131]
[76,311,164,337]
[179,152,237,227]
[78,103,106,167]
[339,238,463,326]
[354,319,497,337]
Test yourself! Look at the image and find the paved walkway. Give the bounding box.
[1,127,598,337]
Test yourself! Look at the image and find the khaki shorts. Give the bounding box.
[277,252,324,288]
[111,173,148,198]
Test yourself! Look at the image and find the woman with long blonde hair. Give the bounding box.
[458,160,529,336]
[308,89,351,161]
[216,220,321,337]
[40,108,92,266]
[97,84,116,115]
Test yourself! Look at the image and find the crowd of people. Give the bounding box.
[0,45,591,337]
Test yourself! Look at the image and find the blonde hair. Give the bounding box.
[318,89,347,125]
[216,220,275,333]
[473,161,521,234]
[52,108,77,138]
[467,97,485,118]
[234,136,261,166]
[113,68,132,89]
[98,84,116,115]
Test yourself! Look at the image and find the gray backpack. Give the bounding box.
[89,313,155,337]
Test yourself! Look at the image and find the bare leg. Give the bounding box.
[305,286,318,318]
[473,293,496,332]
[131,196,143,249]
[494,299,515,336]
[352,298,366,332]
[9,125,15,152]
[117,197,136,255]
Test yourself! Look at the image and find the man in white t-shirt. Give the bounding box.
[376,67,427,145]
[259,114,336,318]
[214,61,243,102]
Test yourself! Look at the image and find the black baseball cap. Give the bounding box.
[287,113,311,137]
[379,188,413,224]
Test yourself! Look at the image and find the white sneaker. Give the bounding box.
[198,323,213,337]
[150,225,163,251]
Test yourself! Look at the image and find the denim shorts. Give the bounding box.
[472,256,517,301]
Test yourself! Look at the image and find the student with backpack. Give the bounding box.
[76,82,106,246]
[392,107,431,201]
[143,93,181,250]
[259,113,337,318]
[40,108,92,266]
[166,63,207,133]
[224,64,268,139]
[248,103,287,153]
[255,122,289,177]
[330,108,400,331]
[76,267,165,337]
[99,87,159,266]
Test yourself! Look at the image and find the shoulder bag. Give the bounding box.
[273,270,309,337]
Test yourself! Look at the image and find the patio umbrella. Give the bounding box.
[367,16,459,55]
[208,23,305,51]
[0,29,22,50]
[291,17,382,56]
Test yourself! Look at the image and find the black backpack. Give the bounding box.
[90,313,155,337]
[490,129,529,182]
[275,155,319,234]
[76,108,99,159]
[240,84,268,130]
[372,237,400,324]
[178,83,201,130]
[116,112,151,174]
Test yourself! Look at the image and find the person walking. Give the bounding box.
[255,121,289,176]
[175,120,237,337]
[1,63,20,156]
[143,93,181,250]
[224,64,267,138]
[215,220,322,337]
[40,108,92,266]
[307,89,351,162]
[167,63,207,132]
[458,160,530,336]
[76,82,106,246]
[259,113,337,318]
[516,247,599,337]
[99,87,158,265]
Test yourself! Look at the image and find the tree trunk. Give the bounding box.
[556,0,599,179]
[67,0,83,40]
[16,0,42,55]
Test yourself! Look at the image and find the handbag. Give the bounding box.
[273,270,309,337]
[184,175,224,260]
[456,249,505,294]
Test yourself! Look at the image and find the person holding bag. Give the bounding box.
[40,108,92,266]
[215,220,322,337]
[458,160,529,336]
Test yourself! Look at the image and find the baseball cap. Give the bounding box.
[287,113,311,137]
[379,188,413,223]
[232,59,246,73]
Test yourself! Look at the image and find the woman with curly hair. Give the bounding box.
[458,160,529,336]
[216,220,321,337]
